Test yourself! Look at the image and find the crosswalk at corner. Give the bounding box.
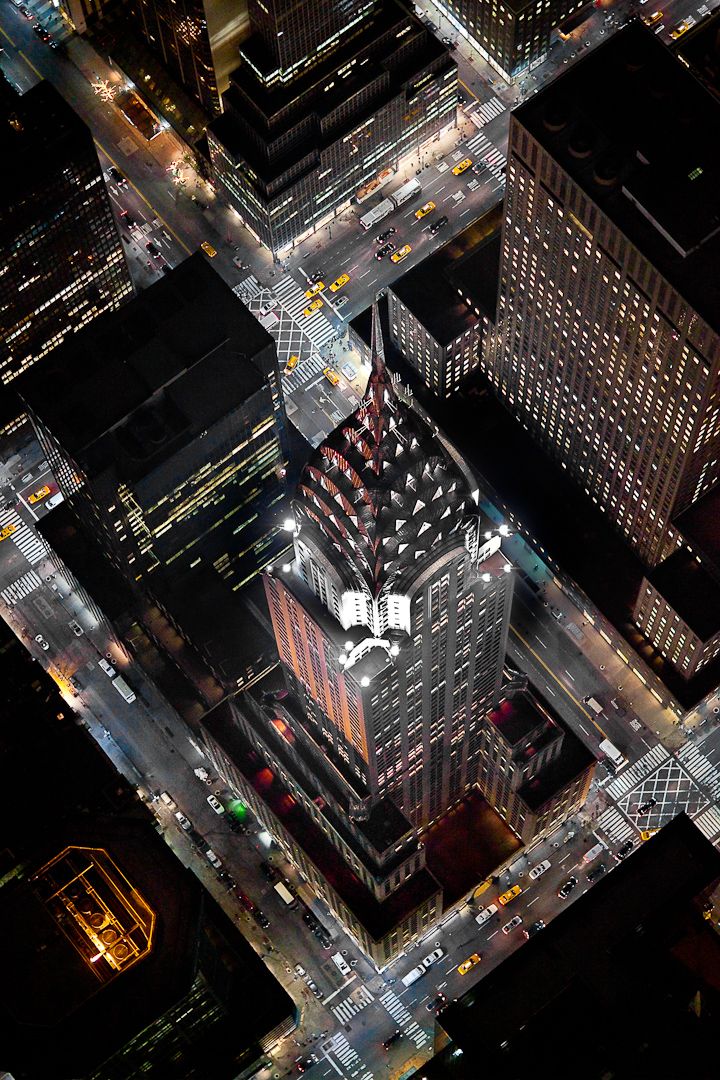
[464,131,507,183]
[1,569,42,605]
[379,989,428,1048]
[273,276,337,349]
[0,508,50,566]
[468,96,506,128]
[332,984,374,1024]
[325,1033,373,1079]
[595,805,635,845]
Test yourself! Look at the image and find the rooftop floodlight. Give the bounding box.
[283,517,295,531]
[504,563,512,573]
[345,640,353,650]
[389,643,400,656]
[282,563,292,572]
[339,653,347,665]
[482,573,492,582]
[484,530,492,540]
[361,676,370,687]
[498,523,510,536]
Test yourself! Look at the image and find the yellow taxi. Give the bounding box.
[670,19,689,38]
[640,829,659,841]
[415,200,436,220]
[323,367,340,385]
[303,298,324,317]
[457,953,481,976]
[329,273,350,293]
[305,281,326,298]
[390,244,412,264]
[283,355,299,374]
[643,9,663,25]
[200,241,217,258]
[452,158,472,176]
[497,884,522,906]
[28,485,51,505]
[0,523,17,542]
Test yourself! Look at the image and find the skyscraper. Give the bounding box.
[265,306,513,829]
[208,0,457,254]
[0,79,133,429]
[432,0,588,81]
[19,256,288,600]
[485,23,720,568]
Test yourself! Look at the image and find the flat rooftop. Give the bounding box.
[389,205,502,346]
[422,791,521,908]
[647,547,720,641]
[426,814,720,1079]
[0,80,90,198]
[202,702,441,942]
[515,21,720,335]
[17,254,273,473]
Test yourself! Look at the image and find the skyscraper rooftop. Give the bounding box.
[515,21,720,335]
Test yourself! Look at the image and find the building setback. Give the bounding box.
[433,0,589,81]
[208,0,457,255]
[0,78,133,429]
[484,23,720,570]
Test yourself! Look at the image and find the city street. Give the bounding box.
[4,0,720,1076]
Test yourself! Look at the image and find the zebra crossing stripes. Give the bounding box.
[604,744,669,800]
[326,1033,371,1078]
[469,96,506,128]
[283,351,327,389]
[596,805,635,845]
[1,569,42,605]
[677,743,720,799]
[236,275,263,300]
[0,509,49,566]
[331,985,374,1024]
[273,276,337,349]
[693,804,720,843]
[465,131,506,183]
[379,989,428,1048]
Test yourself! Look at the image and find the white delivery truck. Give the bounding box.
[599,738,627,769]
[112,675,136,703]
[401,963,427,987]
[388,177,421,208]
[274,881,298,909]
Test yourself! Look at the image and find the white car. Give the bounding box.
[475,903,498,927]
[34,634,50,651]
[501,915,523,935]
[175,811,192,831]
[68,620,83,637]
[529,859,551,880]
[205,848,222,869]
[98,658,116,677]
[422,947,444,968]
[207,794,225,814]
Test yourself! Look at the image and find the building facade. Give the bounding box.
[19,257,288,597]
[0,79,133,429]
[208,0,457,254]
[389,289,483,398]
[484,24,720,568]
[433,0,588,80]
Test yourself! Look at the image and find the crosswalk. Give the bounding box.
[469,96,506,128]
[332,984,374,1024]
[379,989,428,1048]
[677,743,720,800]
[1,569,42,605]
[0,508,49,566]
[326,1033,373,1079]
[273,276,337,349]
[692,804,720,843]
[465,131,507,183]
[596,805,635,845]
[604,744,668,801]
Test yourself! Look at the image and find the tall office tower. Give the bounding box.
[19,256,288,598]
[126,0,248,117]
[485,23,720,568]
[433,0,587,81]
[0,79,133,429]
[264,307,513,829]
[208,0,457,255]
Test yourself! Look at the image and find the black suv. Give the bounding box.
[587,863,607,883]
[375,242,396,260]
[523,920,545,940]
[383,1031,403,1051]
[617,840,634,860]
[109,166,128,187]
[375,226,397,243]
[558,875,579,900]
[430,215,449,234]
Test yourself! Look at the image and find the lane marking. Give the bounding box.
[458,76,479,102]
[1,25,18,47]
[322,973,357,1004]
[95,139,192,256]
[19,49,43,79]
[510,624,607,739]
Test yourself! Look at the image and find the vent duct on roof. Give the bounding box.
[568,125,595,159]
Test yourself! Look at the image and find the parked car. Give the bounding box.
[587,862,607,883]
[207,794,225,814]
[175,811,192,831]
[529,859,551,880]
[558,876,579,899]
[501,915,523,934]
[523,920,545,940]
